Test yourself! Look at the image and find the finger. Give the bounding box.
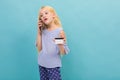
[38,23,42,26]
[38,23,41,25]
[38,20,42,23]
[39,19,43,22]
[60,31,65,37]
[38,22,43,25]
[60,33,65,38]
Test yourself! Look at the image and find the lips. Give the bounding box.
[44,18,48,22]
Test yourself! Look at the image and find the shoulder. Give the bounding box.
[55,27,63,33]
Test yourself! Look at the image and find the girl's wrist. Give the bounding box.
[38,30,42,35]
[58,44,64,47]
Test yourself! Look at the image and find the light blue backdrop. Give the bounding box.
[0,0,120,80]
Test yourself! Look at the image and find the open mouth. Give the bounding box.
[44,18,48,22]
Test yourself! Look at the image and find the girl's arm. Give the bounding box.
[58,30,69,55]
[36,20,43,53]
[36,31,42,53]
[58,44,66,55]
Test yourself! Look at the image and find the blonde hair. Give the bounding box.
[38,6,62,28]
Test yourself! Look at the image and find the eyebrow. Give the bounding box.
[40,10,49,15]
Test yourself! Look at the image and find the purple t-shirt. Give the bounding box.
[38,27,70,68]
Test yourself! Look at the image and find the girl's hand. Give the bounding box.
[53,30,66,45]
[59,30,66,44]
[38,19,43,33]
[57,30,67,55]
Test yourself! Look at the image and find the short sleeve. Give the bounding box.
[63,43,70,54]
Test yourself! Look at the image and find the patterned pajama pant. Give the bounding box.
[39,65,62,80]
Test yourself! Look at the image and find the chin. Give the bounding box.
[44,22,51,25]
[44,22,49,25]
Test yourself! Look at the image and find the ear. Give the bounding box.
[52,13,56,18]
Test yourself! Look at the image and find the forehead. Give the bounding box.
[40,8,50,14]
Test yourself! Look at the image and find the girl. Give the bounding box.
[36,6,70,80]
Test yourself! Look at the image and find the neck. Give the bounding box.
[47,21,55,28]
[46,21,59,31]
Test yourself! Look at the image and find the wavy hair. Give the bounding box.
[38,6,62,28]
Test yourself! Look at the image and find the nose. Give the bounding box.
[41,15,45,20]
[43,14,47,18]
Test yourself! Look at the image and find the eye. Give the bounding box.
[39,17,41,20]
[40,15,43,17]
[45,12,48,14]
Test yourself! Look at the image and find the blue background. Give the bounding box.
[0,0,120,80]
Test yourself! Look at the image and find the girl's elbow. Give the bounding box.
[37,47,42,53]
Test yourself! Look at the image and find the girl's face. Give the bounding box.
[40,8,55,25]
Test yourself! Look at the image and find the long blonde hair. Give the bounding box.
[38,6,62,28]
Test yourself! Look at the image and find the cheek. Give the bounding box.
[49,16,54,21]
[48,18,53,23]
[48,14,54,19]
